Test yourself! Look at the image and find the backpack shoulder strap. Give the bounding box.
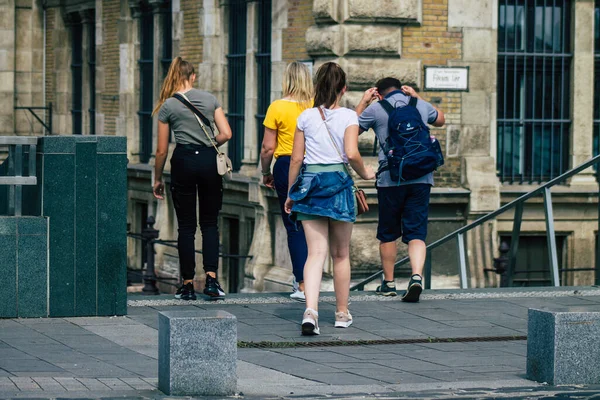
[378,99,394,115]
[408,96,418,108]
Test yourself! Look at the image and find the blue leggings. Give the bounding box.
[273,156,307,283]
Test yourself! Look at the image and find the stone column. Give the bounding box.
[120,1,139,161]
[0,0,15,134]
[270,0,287,102]
[240,1,258,172]
[81,9,95,136]
[570,0,597,186]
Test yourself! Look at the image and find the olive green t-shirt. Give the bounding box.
[157,89,221,146]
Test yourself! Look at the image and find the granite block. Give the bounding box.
[0,232,17,317]
[96,136,127,154]
[527,307,600,385]
[16,219,48,318]
[0,217,16,235]
[43,153,76,317]
[75,142,98,316]
[17,217,47,236]
[97,153,128,316]
[158,310,237,396]
[38,136,97,155]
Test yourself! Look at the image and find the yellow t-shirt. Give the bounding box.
[263,99,313,158]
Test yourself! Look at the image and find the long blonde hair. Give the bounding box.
[152,56,195,116]
[282,61,313,107]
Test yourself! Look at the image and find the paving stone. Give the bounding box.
[120,377,156,390]
[76,378,111,391]
[98,378,134,390]
[9,377,42,391]
[0,359,65,373]
[0,377,17,390]
[54,377,89,391]
[31,377,66,391]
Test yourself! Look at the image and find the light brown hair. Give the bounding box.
[152,57,195,116]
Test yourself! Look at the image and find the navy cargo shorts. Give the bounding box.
[376,184,431,244]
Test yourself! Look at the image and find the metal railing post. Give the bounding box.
[507,202,524,287]
[424,249,432,290]
[142,216,160,295]
[457,233,468,289]
[543,188,560,287]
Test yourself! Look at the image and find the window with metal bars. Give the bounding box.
[71,20,83,135]
[138,3,154,164]
[497,0,572,184]
[227,0,247,171]
[88,12,96,135]
[594,1,600,157]
[255,0,272,157]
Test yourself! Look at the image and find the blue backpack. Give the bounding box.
[378,97,444,182]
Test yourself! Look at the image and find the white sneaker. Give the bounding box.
[290,290,306,302]
[334,311,353,328]
[302,308,320,335]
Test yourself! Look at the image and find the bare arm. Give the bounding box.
[153,121,170,199]
[344,125,375,180]
[260,127,278,188]
[287,128,305,192]
[213,107,232,145]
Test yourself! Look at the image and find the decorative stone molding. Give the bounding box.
[312,0,341,24]
[337,57,421,91]
[345,0,421,24]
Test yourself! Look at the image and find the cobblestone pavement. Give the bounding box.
[1,287,600,399]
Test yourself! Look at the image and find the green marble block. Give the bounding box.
[0,216,48,318]
[38,136,128,317]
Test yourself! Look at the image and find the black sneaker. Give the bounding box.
[375,280,397,296]
[204,275,226,299]
[401,274,423,303]
[176,282,197,301]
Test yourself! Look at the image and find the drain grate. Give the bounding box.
[238,335,527,349]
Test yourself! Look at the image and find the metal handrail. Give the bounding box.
[351,154,600,291]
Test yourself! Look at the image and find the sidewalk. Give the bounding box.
[1,287,600,399]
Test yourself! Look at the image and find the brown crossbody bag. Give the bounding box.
[317,106,369,216]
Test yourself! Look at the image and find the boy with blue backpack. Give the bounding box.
[356,77,445,302]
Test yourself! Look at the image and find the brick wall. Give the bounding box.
[402,0,462,187]
[179,1,203,66]
[100,0,120,136]
[282,0,313,63]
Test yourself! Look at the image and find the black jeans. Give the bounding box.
[273,156,307,283]
[170,144,223,280]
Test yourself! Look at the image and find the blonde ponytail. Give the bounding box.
[152,57,195,116]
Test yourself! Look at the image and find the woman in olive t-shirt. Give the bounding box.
[152,57,232,301]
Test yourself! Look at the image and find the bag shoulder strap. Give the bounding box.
[317,106,353,178]
[378,99,394,115]
[408,96,418,108]
[173,92,221,154]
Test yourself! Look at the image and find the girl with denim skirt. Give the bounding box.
[284,62,375,335]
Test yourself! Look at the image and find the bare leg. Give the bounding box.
[328,219,353,313]
[380,241,397,282]
[301,218,329,312]
[408,239,426,277]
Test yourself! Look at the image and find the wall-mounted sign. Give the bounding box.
[424,66,469,91]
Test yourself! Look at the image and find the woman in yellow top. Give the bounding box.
[260,61,313,301]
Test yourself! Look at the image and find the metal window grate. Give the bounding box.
[227,0,247,172]
[497,0,572,184]
[138,3,154,164]
[255,0,272,157]
[88,11,96,136]
[71,21,83,135]
[594,1,600,159]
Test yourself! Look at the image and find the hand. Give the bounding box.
[262,174,274,189]
[360,87,379,106]
[153,180,165,200]
[284,197,294,214]
[361,166,376,180]
[401,85,421,100]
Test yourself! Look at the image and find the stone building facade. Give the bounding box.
[2,0,599,292]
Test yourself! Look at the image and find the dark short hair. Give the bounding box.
[376,77,402,95]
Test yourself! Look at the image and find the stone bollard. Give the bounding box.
[527,307,600,385]
[158,310,237,396]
